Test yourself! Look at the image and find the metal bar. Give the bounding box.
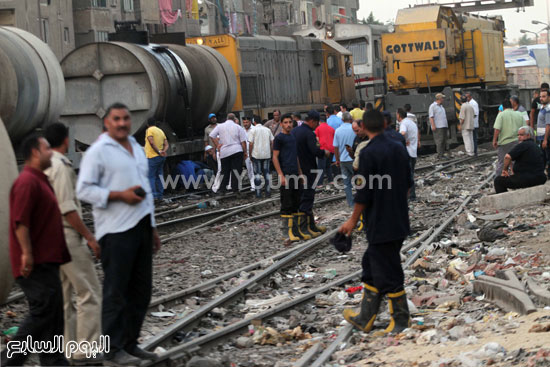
[157,203,251,227]
[401,227,434,253]
[160,197,280,243]
[1,291,24,306]
[404,171,495,269]
[144,270,362,366]
[309,325,354,367]
[293,343,322,367]
[142,228,339,349]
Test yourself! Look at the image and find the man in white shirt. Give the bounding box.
[459,95,476,156]
[76,103,160,365]
[249,119,274,198]
[404,104,417,123]
[397,108,419,200]
[429,93,449,158]
[210,113,248,194]
[465,92,479,156]
[242,116,255,191]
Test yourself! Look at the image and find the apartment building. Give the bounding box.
[0,0,75,60]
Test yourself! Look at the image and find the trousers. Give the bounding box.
[245,156,255,189]
[147,156,166,199]
[340,161,354,207]
[409,157,416,200]
[361,239,405,294]
[473,128,479,155]
[434,127,448,157]
[494,174,547,193]
[60,229,102,359]
[1,264,68,366]
[317,153,334,184]
[252,158,271,197]
[280,185,301,214]
[211,151,222,192]
[462,129,475,156]
[99,215,152,353]
[220,152,244,193]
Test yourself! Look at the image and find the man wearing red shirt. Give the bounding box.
[2,134,71,366]
[315,119,335,185]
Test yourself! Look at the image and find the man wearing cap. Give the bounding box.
[292,110,330,238]
[429,93,449,158]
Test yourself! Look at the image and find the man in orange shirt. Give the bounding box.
[144,119,169,201]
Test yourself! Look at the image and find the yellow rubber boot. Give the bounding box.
[281,215,300,242]
[307,213,326,235]
[342,283,381,332]
[294,213,312,240]
[383,290,411,334]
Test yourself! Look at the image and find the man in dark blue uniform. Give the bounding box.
[383,111,406,147]
[292,110,330,238]
[339,109,412,335]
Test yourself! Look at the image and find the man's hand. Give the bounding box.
[431,125,436,132]
[335,160,341,167]
[120,186,145,205]
[152,229,161,254]
[279,175,286,187]
[244,152,248,161]
[338,218,356,236]
[86,236,101,259]
[160,151,167,157]
[406,140,410,146]
[543,140,548,150]
[325,150,330,157]
[20,252,33,278]
[418,141,421,148]
[501,170,509,177]
[492,140,498,149]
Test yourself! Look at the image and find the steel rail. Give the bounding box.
[308,169,496,367]
[142,228,339,350]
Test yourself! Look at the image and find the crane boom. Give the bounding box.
[415,0,534,13]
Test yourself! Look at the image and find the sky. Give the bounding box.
[357,0,550,44]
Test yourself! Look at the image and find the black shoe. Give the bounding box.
[104,350,142,366]
[127,346,159,361]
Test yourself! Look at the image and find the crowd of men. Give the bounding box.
[3,85,550,366]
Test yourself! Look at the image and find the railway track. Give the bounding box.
[1,152,497,309]
[128,156,497,366]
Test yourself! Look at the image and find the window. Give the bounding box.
[374,40,380,61]
[306,3,312,25]
[92,0,107,7]
[41,19,49,44]
[0,9,16,26]
[64,27,70,43]
[123,0,134,12]
[97,31,109,42]
[342,39,368,65]
[301,11,306,25]
[327,54,338,78]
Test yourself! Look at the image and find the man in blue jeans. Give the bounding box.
[144,119,169,200]
[333,112,357,207]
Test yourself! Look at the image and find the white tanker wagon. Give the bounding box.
[0,26,65,304]
[0,25,238,303]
